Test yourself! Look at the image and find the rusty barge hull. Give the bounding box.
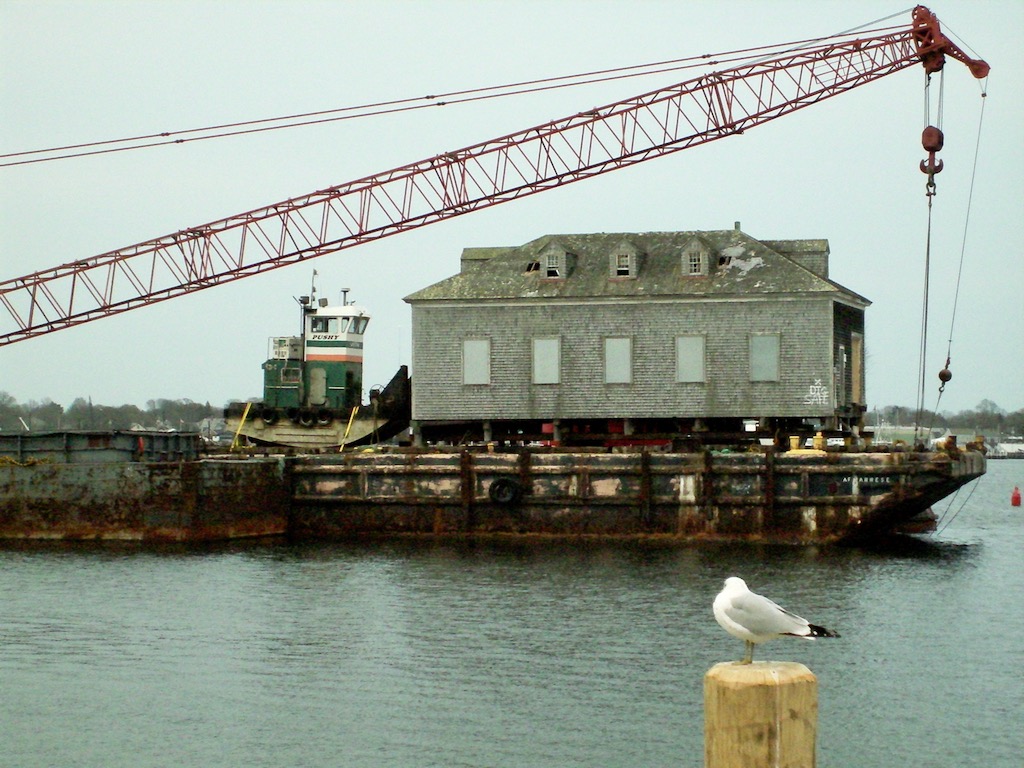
[289,449,984,544]
[0,432,985,544]
[0,459,290,542]
[0,431,289,542]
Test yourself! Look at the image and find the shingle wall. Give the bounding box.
[411,295,838,422]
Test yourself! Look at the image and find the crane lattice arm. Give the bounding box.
[0,6,987,347]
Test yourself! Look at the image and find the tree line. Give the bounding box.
[869,399,1024,436]
[0,393,220,433]
[0,391,1021,436]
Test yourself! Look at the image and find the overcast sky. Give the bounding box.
[2,0,1021,416]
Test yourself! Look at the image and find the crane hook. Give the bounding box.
[920,125,944,194]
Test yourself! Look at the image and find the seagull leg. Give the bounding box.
[741,640,754,664]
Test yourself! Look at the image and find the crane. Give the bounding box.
[0,6,988,348]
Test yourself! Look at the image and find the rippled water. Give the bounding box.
[2,461,1021,767]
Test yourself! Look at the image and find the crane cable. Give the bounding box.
[920,22,988,536]
[1,24,910,169]
[934,472,982,535]
[935,85,988,407]
[914,70,989,446]
[914,70,944,446]
[0,48,786,167]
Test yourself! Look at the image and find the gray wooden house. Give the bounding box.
[404,226,869,446]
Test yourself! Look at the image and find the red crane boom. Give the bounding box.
[0,6,987,347]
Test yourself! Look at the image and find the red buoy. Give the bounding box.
[1013,486,1021,507]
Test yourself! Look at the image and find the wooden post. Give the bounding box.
[639,449,652,527]
[704,661,818,768]
[460,451,475,531]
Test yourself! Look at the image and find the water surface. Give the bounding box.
[2,461,1021,767]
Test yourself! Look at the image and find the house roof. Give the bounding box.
[404,229,870,307]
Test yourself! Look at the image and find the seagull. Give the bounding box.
[713,576,839,664]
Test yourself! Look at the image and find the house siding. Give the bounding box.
[411,296,835,422]
[407,229,869,434]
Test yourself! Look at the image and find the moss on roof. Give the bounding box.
[404,230,869,306]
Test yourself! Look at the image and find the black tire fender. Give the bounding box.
[489,477,522,505]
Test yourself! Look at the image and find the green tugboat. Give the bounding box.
[224,289,410,450]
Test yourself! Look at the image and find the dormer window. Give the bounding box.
[681,238,711,277]
[608,241,641,279]
[539,242,572,279]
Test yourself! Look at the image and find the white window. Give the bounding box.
[545,253,561,278]
[608,243,640,278]
[750,334,780,381]
[604,337,632,384]
[532,337,560,384]
[675,335,705,383]
[462,339,491,385]
[682,242,709,276]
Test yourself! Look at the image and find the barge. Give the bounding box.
[0,431,984,544]
[0,431,289,541]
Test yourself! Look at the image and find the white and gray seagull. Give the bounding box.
[713,576,839,664]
